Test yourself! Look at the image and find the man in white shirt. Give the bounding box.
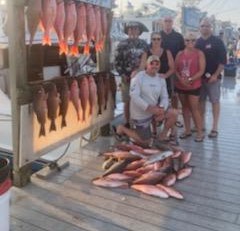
[114,55,177,146]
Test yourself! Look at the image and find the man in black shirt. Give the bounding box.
[160,16,185,128]
[195,18,227,138]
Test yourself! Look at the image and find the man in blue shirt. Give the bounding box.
[195,18,227,138]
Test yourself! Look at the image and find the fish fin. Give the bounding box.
[49,120,56,132]
[39,125,46,137]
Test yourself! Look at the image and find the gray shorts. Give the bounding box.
[200,80,221,103]
[132,117,152,140]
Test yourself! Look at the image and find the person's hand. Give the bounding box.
[180,77,191,87]
[147,105,163,115]
[208,74,218,83]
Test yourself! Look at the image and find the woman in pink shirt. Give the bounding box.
[175,33,206,142]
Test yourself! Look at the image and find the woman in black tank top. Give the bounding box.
[148,32,175,79]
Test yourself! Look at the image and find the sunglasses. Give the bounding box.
[152,38,161,41]
[164,20,172,22]
[185,39,196,42]
[150,61,160,66]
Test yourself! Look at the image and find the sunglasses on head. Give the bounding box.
[152,37,161,41]
[185,39,196,42]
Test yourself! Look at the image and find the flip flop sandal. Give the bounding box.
[175,121,183,128]
[208,130,218,138]
[179,133,192,139]
[194,136,204,142]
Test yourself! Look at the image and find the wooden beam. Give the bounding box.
[7,0,31,186]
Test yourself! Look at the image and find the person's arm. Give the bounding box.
[130,75,149,111]
[174,52,182,81]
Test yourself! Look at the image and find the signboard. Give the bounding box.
[76,0,112,8]
[183,7,206,29]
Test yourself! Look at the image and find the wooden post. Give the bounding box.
[97,10,113,136]
[7,0,31,187]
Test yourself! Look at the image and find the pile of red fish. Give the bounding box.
[93,142,193,200]
[26,0,109,55]
[32,72,116,137]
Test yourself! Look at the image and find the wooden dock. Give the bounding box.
[10,75,240,231]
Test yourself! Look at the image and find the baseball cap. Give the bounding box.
[147,55,160,64]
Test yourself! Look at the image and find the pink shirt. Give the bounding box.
[175,50,202,90]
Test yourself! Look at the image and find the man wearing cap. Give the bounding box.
[114,21,148,128]
[114,55,178,146]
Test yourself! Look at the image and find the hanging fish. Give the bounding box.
[58,79,70,128]
[46,82,60,131]
[54,0,65,54]
[63,0,77,55]
[26,0,42,46]
[41,0,57,46]
[94,74,105,115]
[88,75,97,115]
[84,3,96,54]
[79,76,90,121]
[32,85,48,137]
[71,2,87,56]
[70,79,81,121]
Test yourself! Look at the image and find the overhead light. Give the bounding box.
[0,0,5,5]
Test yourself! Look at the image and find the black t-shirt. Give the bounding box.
[195,35,227,75]
[160,30,185,59]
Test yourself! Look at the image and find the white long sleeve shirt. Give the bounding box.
[130,71,169,121]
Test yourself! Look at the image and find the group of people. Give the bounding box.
[113,16,227,147]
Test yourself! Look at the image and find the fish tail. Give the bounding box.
[84,43,90,55]
[42,34,51,46]
[61,117,67,128]
[39,125,46,137]
[58,41,65,55]
[70,45,79,56]
[49,120,56,132]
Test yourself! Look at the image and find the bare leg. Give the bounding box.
[159,108,178,140]
[212,102,220,131]
[188,95,203,138]
[178,94,191,135]
[199,100,206,130]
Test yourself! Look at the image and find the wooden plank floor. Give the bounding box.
[10,74,240,231]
